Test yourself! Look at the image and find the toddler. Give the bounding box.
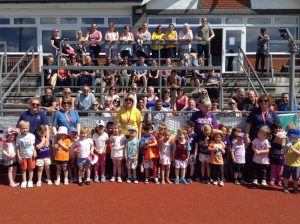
[16,120,36,188]
[125,126,139,184]
[2,128,18,187]
[35,124,52,187]
[92,120,109,183]
[158,129,173,184]
[185,121,197,182]
[69,127,79,182]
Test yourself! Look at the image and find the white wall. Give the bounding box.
[251,0,300,9]
[146,0,199,10]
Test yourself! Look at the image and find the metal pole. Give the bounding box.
[17,65,20,94]
[289,46,296,111]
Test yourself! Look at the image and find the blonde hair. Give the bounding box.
[158,122,168,130]
[286,122,296,131]
[164,129,171,136]
[18,120,30,129]
[259,126,272,140]
[80,127,91,138]
[177,128,188,138]
[201,124,212,133]
[36,125,47,137]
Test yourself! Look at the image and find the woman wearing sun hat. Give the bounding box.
[115,94,143,139]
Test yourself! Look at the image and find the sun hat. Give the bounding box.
[96,120,105,127]
[89,154,99,165]
[127,126,137,132]
[5,127,17,136]
[287,129,300,138]
[211,129,224,139]
[69,127,78,134]
[57,126,68,135]
[236,132,245,138]
[275,131,287,139]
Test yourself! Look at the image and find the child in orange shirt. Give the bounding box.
[209,129,225,186]
[54,126,72,186]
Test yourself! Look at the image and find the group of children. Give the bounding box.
[2,119,300,193]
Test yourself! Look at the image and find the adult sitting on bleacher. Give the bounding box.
[240,90,258,114]
[224,98,242,117]
[162,88,173,111]
[75,85,96,111]
[57,88,75,110]
[147,59,160,90]
[69,56,81,91]
[276,93,298,112]
[103,56,118,91]
[56,58,71,92]
[40,87,57,112]
[133,56,148,92]
[44,55,57,88]
[174,88,188,112]
[182,98,199,122]
[151,99,168,130]
[119,25,134,58]
[119,55,133,93]
[144,86,158,111]
[79,55,96,91]
[161,58,173,87]
[233,88,246,111]
[203,69,222,100]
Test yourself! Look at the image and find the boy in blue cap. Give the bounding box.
[282,129,300,194]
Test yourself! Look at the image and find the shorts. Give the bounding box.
[144,160,154,169]
[175,160,188,169]
[55,160,68,168]
[199,153,210,162]
[77,157,90,168]
[160,156,171,165]
[233,163,245,173]
[20,158,35,170]
[126,159,138,169]
[36,158,51,167]
[188,156,196,165]
[4,160,18,167]
[282,165,300,181]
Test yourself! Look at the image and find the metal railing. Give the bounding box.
[0,41,8,75]
[0,46,35,115]
[238,46,268,96]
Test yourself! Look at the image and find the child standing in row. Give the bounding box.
[77,127,94,186]
[186,121,197,182]
[16,120,36,188]
[174,128,191,185]
[110,122,126,183]
[231,132,246,185]
[158,129,173,184]
[252,126,271,186]
[2,128,18,187]
[198,124,212,184]
[125,126,139,183]
[69,127,79,182]
[209,130,225,186]
[54,126,71,186]
[282,129,300,194]
[92,120,109,183]
[35,125,52,187]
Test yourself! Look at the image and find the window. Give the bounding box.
[0,18,10,24]
[206,17,222,25]
[274,17,297,25]
[108,18,131,25]
[247,18,271,25]
[176,18,199,25]
[40,18,57,24]
[225,17,243,25]
[82,18,104,25]
[14,18,35,24]
[0,27,37,52]
[60,17,77,24]
[148,18,172,25]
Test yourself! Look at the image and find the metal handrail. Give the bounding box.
[238,46,268,95]
[0,46,35,115]
[0,41,7,74]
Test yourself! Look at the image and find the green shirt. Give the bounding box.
[284,141,300,167]
[197,25,213,43]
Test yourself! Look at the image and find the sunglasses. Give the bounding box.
[62,102,71,105]
[31,103,40,107]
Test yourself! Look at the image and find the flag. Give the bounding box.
[0,128,3,142]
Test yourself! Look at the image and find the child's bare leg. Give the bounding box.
[12,167,17,184]
[56,165,61,181]
[78,167,83,180]
[117,160,122,178]
[175,168,180,179]
[22,170,27,182]
[166,165,171,183]
[161,165,165,182]
[45,165,51,180]
[28,169,34,181]
[8,167,13,185]
[206,162,211,178]
[132,169,137,179]
[181,168,186,179]
[86,167,91,181]
[63,166,68,181]
[145,168,150,178]
[37,166,44,182]
[112,159,117,177]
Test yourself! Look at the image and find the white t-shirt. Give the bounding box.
[252,138,271,165]
[77,138,93,158]
[110,135,126,159]
[231,142,246,164]
[16,133,35,159]
[178,29,193,50]
[92,132,109,154]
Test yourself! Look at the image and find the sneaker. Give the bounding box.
[78,181,83,186]
[234,180,240,185]
[277,181,283,187]
[144,178,149,184]
[27,181,33,188]
[101,176,106,183]
[110,176,116,182]
[47,179,53,185]
[36,181,42,187]
[54,179,60,186]
[94,177,100,183]
[187,177,193,183]
[21,181,27,188]
[269,180,275,186]
[161,180,166,185]
[117,177,122,183]
[154,177,160,184]
[64,178,69,185]
[252,179,258,185]
[292,189,300,194]
[133,178,138,184]
[86,180,91,185]
[181,178,188,185]
[219,181,224,187]
[212,181,218,185]
[200,179,205,184]
[261,180,267,186]
[282,187,290,193]
[174,178,179,185]
[127,178,132,183]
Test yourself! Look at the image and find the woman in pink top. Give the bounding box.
[86,24,102,66]
[174,88,188,111]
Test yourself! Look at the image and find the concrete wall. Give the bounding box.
[250,0,300,9]
[146,0,199,10]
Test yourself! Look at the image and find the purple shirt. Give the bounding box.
[190,110,217,136]
[35,137,51,159]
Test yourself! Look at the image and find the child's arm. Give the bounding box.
[231,149,236,163]
[220,143,226,154]
[35,137,46,150]
[2,144,10,157]
[158,140,162,159]
[57,139,69,151]
[17,147,22,163]
[258,147,270,155]
[124,142,128,160]
[290,147,300,156]
[193,142,198,158]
